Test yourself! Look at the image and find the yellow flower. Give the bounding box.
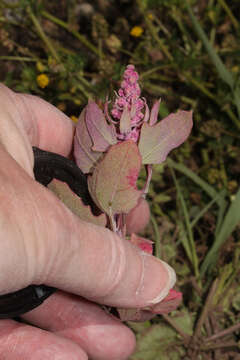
[37,74,49,88]
[70,115,78,123]
[147,13,154,20]
[130,26,143,37]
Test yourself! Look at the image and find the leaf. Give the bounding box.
[130,322,186,360]
[138,110,193,164]
[201,186,240,275]
[118,289,182,322]
[118,308,155,322]
[130,233,153,254]
[48,179,107,227]
[173,309,194,336]
[120,106,131,134]
[88,140,142,215]
[149,99,160,126]
[85,101,117,152]
[74,108,103,173]
[150,289,182,314]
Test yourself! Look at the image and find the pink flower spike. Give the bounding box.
[111,64,145,141]
[125,128,140,142]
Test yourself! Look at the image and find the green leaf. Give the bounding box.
[131,322,185,360]
[48,179,107,227]
[172,309,194,336]
[167,158,228,212]
[170,167,199,277]
[88,140,142,215]
[139,110,193,164]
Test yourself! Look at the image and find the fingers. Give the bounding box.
[0,145,175,306]
[126,198,150,234]
[0,84,74,175]
[23,291,136,360]
[0,319,87,360]
[0,84,176,309]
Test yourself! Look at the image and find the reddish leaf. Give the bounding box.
[139,110,193,164]
[149,99,161,126]
[117,289,182,322]
[130,233,153,254]
[48,179,107,227]
[85,101,117,152]
[150,289,182,314]
[117,308,154,322]
[88,140,142,215]
[74,108,102,173]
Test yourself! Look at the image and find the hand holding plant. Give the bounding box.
[0,82,190,359]
[52,65,193,321]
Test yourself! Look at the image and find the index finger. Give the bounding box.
[0,84,74,158]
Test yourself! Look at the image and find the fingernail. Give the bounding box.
[136,254,176,306]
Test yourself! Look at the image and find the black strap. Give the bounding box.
[0,147,91,319]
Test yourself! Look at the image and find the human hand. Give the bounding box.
[0,84,176,360]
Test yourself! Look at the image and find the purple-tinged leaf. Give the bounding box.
[143,100,150,123]
[130,233,153,254]
[86,101,117,152]
[117,289,182,322]
[150,289,182,314]
[139,110,193,164]
[117,308,154,322]
[149,99,161,126]
[48,179,107,227]
[74,108,103,174]
[88,140,142,216]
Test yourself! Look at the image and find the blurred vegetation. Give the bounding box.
[1,0,240,359]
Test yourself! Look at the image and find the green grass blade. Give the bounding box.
[215,191,228,237]
[170,166,199,277]
[200,187,240,276]
[185,1,234,89]
[190,189,226,229]
[151,214,162,259]
[167,159,227,208]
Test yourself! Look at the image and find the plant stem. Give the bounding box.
[170,166,199,278]
[41,10,100,57]
[204,321,240,342]
[0,56,37,62]
[183,74,240,130]
[162,314,191,341]
[150,215,161,259]
[193,278,219,340]
[201,341,239,351]
[140,65,174,80]
[136,0,173,61]
[217,0,239,32]
[27,6,61,64]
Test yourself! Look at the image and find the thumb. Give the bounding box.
[0,146,176,308]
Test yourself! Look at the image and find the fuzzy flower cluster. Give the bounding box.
[110,65,146,142]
